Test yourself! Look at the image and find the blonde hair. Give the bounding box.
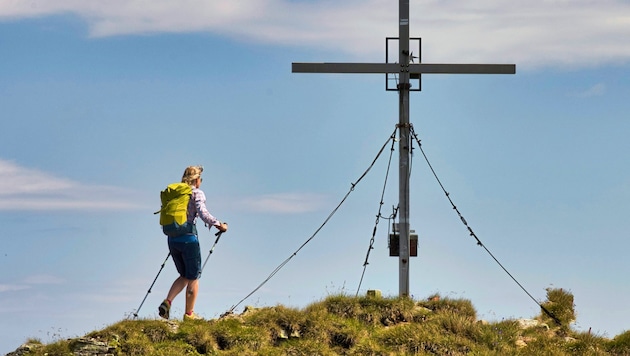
[181,165,203,186]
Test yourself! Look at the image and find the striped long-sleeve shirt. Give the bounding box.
[187,187,221,229]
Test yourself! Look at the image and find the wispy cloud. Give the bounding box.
[571,83,607,98]
[239,193,329,214]
[1,1,630,68]
[0,159,146,211]
[0,284,29,293]
[0,274,65,294]
[23,274,66,285]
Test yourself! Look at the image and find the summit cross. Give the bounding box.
[292,0,515,298]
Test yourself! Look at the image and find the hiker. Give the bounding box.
[158,165,228,320]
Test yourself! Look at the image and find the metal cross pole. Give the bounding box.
[292,0,515,298]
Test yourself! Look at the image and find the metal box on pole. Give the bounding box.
[389,223,418,257]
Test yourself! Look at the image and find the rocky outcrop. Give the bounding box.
[516,318,550,331]
[5,342,42,356]
[6,337,117,356]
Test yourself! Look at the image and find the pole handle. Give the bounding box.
[214,221,227,237]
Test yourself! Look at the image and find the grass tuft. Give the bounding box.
[541,287,576,332]
[607,330,630,355]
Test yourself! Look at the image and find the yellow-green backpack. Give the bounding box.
[156,183,196,237]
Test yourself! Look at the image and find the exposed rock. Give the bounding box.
[5,342,43,356]
[240,305,260,317]
[219,305,263,321]
[71,337,116,356]
[279,328,299,339]
[7,338,117,356]
[279,328,289,339]
[414,305,432,314]
[160,318,180,333]
[219,309,243,322]
[516,318,549,331]
[515,336,535,348]
[515,337,528,348]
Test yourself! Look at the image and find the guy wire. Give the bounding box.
[228,128,398,314]
[356,132,397,296]
[409,124,561,325]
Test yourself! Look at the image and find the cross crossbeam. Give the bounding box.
[293,62,515,75]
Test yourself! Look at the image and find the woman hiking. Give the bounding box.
[158,165,228,320]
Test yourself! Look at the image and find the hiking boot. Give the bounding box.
[158,300,171,320]
[183,312,201,321]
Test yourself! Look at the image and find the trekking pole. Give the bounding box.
[200,226,226,276]
[131,252,171,319]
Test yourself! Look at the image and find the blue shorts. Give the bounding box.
[168,235,201,280]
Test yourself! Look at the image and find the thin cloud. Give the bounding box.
[239,193,329,214]
[0,159,146,211]
[76,278,168,305]
[0,274,65,294]
[571,83,607,98]
[1,1,630,68]
[0,284,29,293]
[23,274,66,285]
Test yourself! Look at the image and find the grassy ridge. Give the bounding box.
[11,288,630,355]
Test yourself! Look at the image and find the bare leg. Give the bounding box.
[185,279,199,314]
[166,276,188,302]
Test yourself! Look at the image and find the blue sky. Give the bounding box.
[1,0,630,353]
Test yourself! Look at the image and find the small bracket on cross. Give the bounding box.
[386,37,422,91]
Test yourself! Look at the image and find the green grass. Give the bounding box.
[12,289,625,355]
